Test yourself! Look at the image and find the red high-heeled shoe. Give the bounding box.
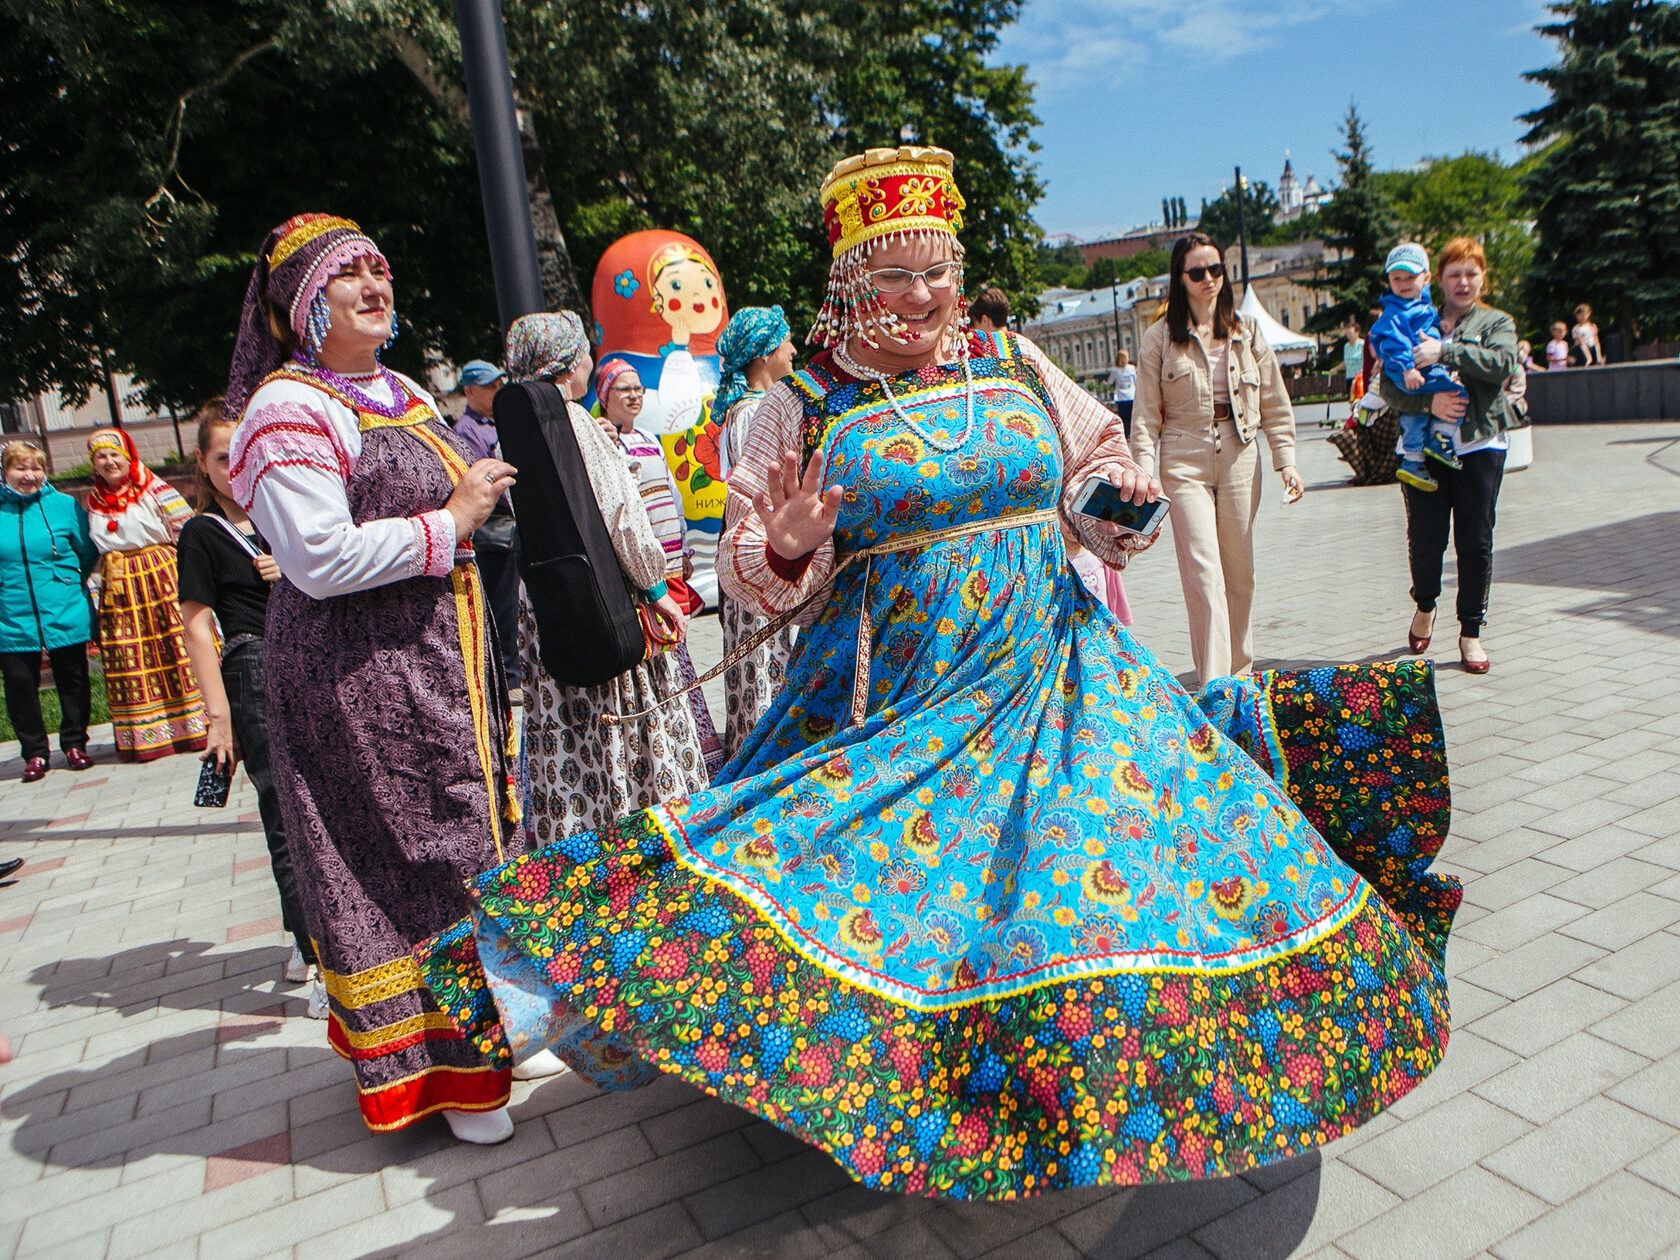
[1460,638,1491,675]
[1407,610,1435,655]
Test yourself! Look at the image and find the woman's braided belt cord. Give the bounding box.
[601,507,1061,729]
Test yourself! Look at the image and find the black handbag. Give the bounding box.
[494,380,647,687]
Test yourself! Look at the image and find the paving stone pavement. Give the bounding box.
[2,416,1678,1260]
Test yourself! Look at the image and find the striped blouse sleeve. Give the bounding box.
[1016,334,1156,568]
[717,381,837,624]
[231,381,454,598]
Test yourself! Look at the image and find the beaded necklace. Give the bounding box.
[290,353,412,419]
[834,343,976,453]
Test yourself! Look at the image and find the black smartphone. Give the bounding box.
[194,756,232,809]
[1071,477,1171,538]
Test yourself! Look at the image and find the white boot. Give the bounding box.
[444,1106,515,1145]
[510,1048,569,1081]
[305,979,329,1020]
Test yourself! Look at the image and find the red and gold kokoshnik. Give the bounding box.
[819,146,966,258]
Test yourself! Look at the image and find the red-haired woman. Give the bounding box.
[1130,233,1302,685]
[1380,236,1519,674]
[84,428,207,761]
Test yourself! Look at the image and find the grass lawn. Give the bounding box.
[0,671,110,742]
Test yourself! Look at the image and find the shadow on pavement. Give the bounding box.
[0,821,256,847]
[1497,510,1680,639]
[9,940,1321,1259]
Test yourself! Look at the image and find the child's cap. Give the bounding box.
[1385,243,1429,276]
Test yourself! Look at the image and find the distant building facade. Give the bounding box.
[1225,239,1336,344]
[1021,277,1168,391]
[1077,224,1189,267]
[1276,152,1331,223]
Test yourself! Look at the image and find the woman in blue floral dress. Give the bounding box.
[421,147,1460,1196]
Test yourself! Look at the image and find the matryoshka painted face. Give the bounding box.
[651,256,723,342]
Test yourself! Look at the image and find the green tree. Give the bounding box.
[1,0,1047,411]
[1520,0,1680,349]
[1032,239,1087,289]
[1307,105,1397,334]
[1390,151,1535,327]
[1196,179,1279,252]
[0,1,498,411]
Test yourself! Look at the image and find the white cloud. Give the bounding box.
[1002,0,1382,93]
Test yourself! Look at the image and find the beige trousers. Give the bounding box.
[1158,418,1262,684]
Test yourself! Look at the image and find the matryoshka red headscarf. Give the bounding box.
[85,428,155,531]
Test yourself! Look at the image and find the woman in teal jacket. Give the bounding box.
[0,441,98,781]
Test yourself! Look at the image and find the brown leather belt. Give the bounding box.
[1212,402,1232,419]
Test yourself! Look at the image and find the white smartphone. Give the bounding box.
[1071,476,1171,538]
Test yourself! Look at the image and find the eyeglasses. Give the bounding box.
[608,385,645,397]
[1183,264,1226,283]
[866,262,961,294]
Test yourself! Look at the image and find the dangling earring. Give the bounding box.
[381,312,399,355]
[304,293,332,361]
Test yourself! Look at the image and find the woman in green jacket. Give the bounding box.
[1379,236,1519,675]
[0,441,98,781]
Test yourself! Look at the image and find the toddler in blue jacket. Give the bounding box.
[1370,242,1465,491]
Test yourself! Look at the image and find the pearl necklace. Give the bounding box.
[835,344,976,454]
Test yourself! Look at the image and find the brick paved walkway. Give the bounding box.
[3,418,1678,1259]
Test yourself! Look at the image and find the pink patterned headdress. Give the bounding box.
[224,214,388,421]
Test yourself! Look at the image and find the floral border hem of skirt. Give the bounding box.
[418,661,1459,1199]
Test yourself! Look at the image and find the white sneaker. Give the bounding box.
[444,1106,515,1145]
[305,979,329,1020]
[285,945,314,984]
[510,1048,569,1081]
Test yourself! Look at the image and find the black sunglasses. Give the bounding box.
[1183,263,1226,283]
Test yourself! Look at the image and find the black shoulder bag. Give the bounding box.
[494,380,647,687]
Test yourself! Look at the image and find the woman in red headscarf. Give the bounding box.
[84,427,206,761]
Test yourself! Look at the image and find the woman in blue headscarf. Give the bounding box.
[712,306,798,760]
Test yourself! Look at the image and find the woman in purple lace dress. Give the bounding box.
[225,214,551,1144]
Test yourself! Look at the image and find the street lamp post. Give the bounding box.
[455,0,544,330]
[1233,166,1250,296]
[1109,277,1122,370]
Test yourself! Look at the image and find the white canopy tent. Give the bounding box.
[1238,285,1315,364]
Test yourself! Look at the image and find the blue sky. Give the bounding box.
[994,0,1559,240]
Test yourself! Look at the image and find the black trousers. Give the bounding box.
[1115,399,1134,439]
[1,644,91,761]
[223,638,315,963]
[1403,447,1505,638]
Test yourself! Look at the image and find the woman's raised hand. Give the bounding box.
[443,458,517,542]
[753,450,843,561]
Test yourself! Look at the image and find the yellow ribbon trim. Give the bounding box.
[335,1010,461,1050]
[320,954,425,1009]
[410,423,507,864]
[268,216,364,268]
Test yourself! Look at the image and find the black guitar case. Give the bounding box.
[493,380,646,687]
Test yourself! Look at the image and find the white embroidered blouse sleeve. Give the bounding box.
[231,381,455,599]
[718,381,837,623]
[1016,335,1151,568]
[565,399,668,592]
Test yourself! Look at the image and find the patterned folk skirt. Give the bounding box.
[97,543,206,762]
[1327,410,1401,486]
[519,596,711,845]
[717,593,797,765]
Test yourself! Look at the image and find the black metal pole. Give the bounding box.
[1110,277,1122,361]
[455,0,545,330]
[1233,166,1250,296]
[101,352,124,429]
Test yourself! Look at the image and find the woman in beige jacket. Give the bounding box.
[1130,233,1303,684]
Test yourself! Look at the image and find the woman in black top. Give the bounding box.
[177,402,322,1010]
